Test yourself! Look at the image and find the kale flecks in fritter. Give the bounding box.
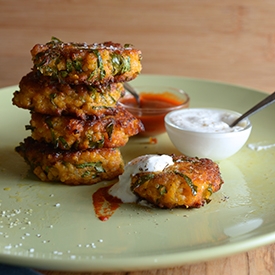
[28,106,144,150]
[13,71,125,118]
[13,38,144,185]
[16,137,124,185]
[131,155,224,209]
[31,38,142,85]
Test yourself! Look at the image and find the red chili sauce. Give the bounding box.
[120,92,186,136]
[92,184,122,221]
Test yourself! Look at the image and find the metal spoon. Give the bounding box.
[230,91,275,127]
[123,82,141,106]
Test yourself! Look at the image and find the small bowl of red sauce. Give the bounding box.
[119,85,190,136]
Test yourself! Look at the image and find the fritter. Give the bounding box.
[13,71,124,118]
[16,137,124,185]
[131,155,223,208]
[31,37,142,85]
[28,106,144,150]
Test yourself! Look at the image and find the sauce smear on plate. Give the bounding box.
[92,184,122,221]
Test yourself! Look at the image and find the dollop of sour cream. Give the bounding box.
[109,154,174,203]
[169,109,248,133]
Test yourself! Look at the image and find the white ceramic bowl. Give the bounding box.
[165,108,252,161]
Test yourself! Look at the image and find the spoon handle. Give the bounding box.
[230,91,275,127]
[123,82,141,106]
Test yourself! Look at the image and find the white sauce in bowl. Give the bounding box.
[168,109,248,133]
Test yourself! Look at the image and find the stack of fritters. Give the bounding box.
[13,38,144,185]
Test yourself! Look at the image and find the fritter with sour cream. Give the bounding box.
[132,155,223,208]
[109,154,223,209]
[31,37,142,85]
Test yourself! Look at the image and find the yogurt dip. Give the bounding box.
[109,154,174,203]
[165,108,252,160]
[168,108,248,133]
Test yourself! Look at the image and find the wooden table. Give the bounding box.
[1,1,275,274]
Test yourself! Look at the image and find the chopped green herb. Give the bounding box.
[121,56,131,73]
[49,93,57,107]
[109,94,116,103]
[174,171,197,196]
[131,173,155,190]
[157,185,167,196]
[51,37,62,44]
[111,53,132,74]
[51,131,58,148]
[66,60,73,72]
[87,70,96,81]
[111,53,122,75]
[73,141,80,150]
[44,117,61,148]
[73,60,83,72]
[93,50,106,79]
[55,57,61,66]
[124,43,133,48]
[45,166,50,174]
[106,121,114,139]
[60,71,68,78]
[87,86,97,99]
[76,161,105,173]
[92,105,109,110]
[45,117,53,128]
[112,54,120,65]
[88,138,104,149]
[58,136,69,149]
[81,171,91,178]
[36,58,47,68]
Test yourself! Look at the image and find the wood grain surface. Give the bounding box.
[1,0,275,274]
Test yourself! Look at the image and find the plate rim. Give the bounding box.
[0,75,274,272]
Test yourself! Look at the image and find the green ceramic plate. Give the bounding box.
[1,75,275,272]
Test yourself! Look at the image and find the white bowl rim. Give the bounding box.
[165,107,252,135]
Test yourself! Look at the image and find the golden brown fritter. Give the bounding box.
[16,137,124,185]
[28,106,144,150]
[131,155,223,209]
[31,37,142,85]
[13,71,124,118]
